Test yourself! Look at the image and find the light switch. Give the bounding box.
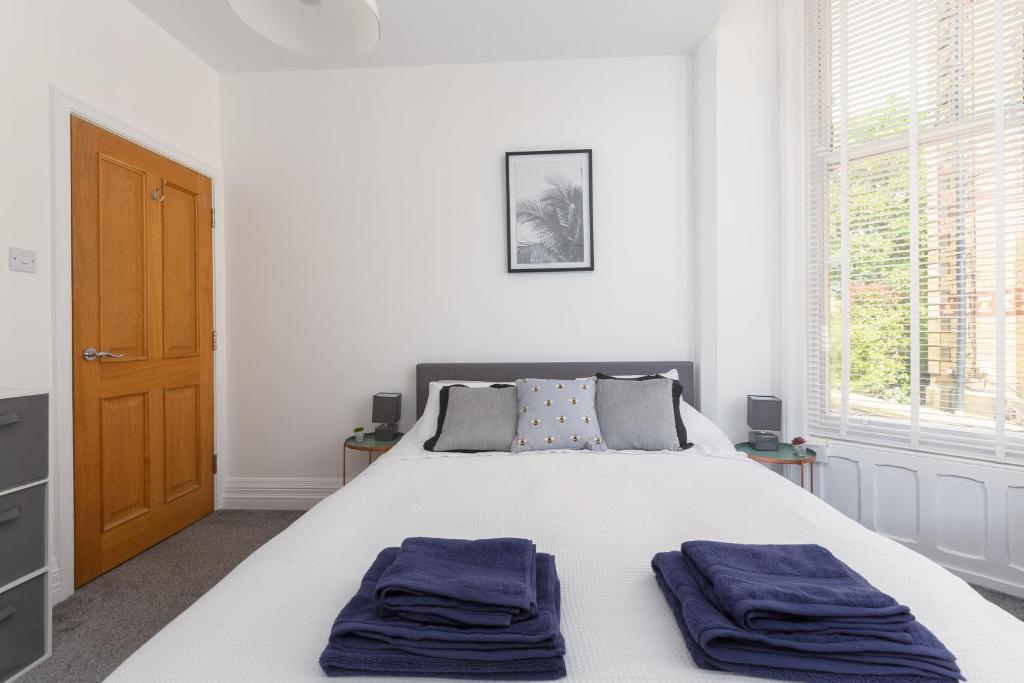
[9,247,37,273]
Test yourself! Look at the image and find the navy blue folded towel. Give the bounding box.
[682,541,913,636]
[653,549,963,682]
[320,546,565,679]
[375,537,538,627]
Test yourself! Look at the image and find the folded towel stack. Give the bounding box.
[376,536,540,628]
[653,541,963,682]
[320,537,567,680]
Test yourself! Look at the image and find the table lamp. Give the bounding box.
[373,392,401,441]
[747,395,781,451]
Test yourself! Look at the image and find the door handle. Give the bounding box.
[0,412,20,428]
[0,605,18,624]
[82,347,125,361]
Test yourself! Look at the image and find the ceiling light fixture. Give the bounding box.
[226,0,380,56]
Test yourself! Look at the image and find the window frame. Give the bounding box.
[805,0,1022,462]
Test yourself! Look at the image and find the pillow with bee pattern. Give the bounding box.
[511,378,607,452]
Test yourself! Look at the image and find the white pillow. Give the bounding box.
[678,402,734,451]
[579,369,679,381]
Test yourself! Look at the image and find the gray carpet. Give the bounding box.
[971,584,1024,621]
[18,510,1024,682]
[22,510,302,683]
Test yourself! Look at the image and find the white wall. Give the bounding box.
[0,0,221,602]
[820,442,1024,598]
[220,56,693,486]
[0,0,221,390]
[695,0,783,443]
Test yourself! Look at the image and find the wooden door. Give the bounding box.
[72,117,214,586]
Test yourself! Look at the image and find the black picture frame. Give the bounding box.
[505,149,594,273]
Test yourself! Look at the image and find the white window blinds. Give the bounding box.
[806,0,1024,460]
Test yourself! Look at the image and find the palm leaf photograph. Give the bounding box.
[506,150,593,272]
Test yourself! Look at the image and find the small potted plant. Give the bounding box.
[791,436,807,456]
[353,426,365,443]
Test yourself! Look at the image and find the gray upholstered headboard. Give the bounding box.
[416,361,695,418]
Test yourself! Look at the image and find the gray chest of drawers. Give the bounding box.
[0,393,49,682]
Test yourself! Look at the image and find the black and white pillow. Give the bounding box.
[424,384,518,452]
[594,373,692,450]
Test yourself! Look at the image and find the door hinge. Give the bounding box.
[213,453,218,474]
[212,330,218,351]
[211,207,216,228]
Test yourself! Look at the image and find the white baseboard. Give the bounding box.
[946,566,1024,600]
[221,477,341,510]
[49,564,66,604]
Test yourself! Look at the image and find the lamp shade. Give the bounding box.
[372,392,401,424]
[227,0,380,56]
[747,395,782,431]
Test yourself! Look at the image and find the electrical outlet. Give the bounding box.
[9,247,37,273]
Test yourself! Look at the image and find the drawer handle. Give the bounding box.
[0,507,20,525]
[0,605,17,624]
[0,412,21,428]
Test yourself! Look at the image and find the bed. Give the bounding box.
[108,361,1024,682]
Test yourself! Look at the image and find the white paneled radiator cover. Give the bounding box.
[818,441,1024,598]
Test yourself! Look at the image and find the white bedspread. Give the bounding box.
[108,425,1024,681]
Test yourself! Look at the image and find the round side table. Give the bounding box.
[343,433,403,485]
[735,442,817,493]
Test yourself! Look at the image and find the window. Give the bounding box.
[807,0,1024,459]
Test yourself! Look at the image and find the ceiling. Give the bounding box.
[127,0,727,73]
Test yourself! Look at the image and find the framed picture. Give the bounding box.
[506,149,593,272]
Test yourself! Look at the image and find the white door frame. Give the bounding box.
[49,87,229,603]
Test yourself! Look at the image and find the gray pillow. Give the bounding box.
[511,378,607,452]
[424,384,518,452]
[595,377,682,450]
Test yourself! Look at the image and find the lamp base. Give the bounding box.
[750,431,779,451]
[375,423,398,441]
